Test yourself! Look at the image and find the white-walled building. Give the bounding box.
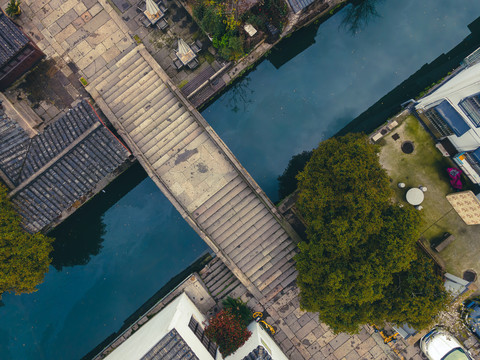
[102,292,288,360]
[415,55,480,184]
[104,292,216,360]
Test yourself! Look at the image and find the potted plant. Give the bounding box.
[5,0,21,18]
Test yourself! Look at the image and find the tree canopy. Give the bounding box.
[0,183,53,297]
[295,133,448,333]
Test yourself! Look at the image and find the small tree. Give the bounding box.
[0,183,53,298]
[205,309,252,357]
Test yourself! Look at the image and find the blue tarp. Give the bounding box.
[434,100,471,137]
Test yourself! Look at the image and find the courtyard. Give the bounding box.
[378,114,480,284]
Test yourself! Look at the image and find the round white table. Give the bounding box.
[406,188,424,206]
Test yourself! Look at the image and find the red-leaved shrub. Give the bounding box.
[204,309,252,357]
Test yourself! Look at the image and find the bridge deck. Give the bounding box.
[87,45,298,302]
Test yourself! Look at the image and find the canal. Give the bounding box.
[1,0,480,359]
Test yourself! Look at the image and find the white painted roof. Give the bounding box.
[415,62,480,151]
[104,292,214,360]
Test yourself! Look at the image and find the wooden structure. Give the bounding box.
[434,233,455,252]
[0,11,44,90]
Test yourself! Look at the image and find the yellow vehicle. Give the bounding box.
[253,312,275,335]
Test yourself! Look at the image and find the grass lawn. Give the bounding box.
[378,115,480,281]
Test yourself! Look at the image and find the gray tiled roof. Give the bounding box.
[0,12,29,68]
[141,329,199,360]
[0,110,30,184]
[287,0,314,14]
[0,100,130,233]
[242,346,272,360]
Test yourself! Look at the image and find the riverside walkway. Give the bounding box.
[87,45,299,302]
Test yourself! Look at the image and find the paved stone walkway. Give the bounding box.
[199,257,404,360]
[16,0,136,82]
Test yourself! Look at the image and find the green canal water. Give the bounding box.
[2,1,480,359]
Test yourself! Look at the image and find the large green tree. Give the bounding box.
[0,184,53,297]
[295,133,447,333]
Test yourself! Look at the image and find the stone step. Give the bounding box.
[135,109,189,149]
[230,220,281,262]
[104,60,151,103]
[209,271,236,295]
[99,59,146,99]
[256,252,297,291]
[142,115,193,159]
[196,183,249,225]
[262,266,298,296]
[124,89,175,132]
[200,257,224,281]
[205,265,231,289]
[135,108,190,150]
[215,278,243,299]
[253,241,297,284]
[146,121,198,164]
[152,130,209,172]
[193,176,245,219]
[211,201,266,242]
[113,80,166,124]
[205,193,257,234]
[96,52,143,94]
[219,210,271,249]
[243,240,296,280]
[145,121,198,159]
[224,214,276,255]
[126,94,178,135]
[107,63,153,104]
[112,76,161,117]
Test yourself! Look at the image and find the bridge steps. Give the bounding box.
[200,257,247,300]
[87,46,298,303]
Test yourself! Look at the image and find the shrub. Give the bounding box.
[222,297,252,327]
[5,0,21,17]
[205,309,252,357]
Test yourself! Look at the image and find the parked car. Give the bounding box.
[420,327,473,360]
[462,298,480,338]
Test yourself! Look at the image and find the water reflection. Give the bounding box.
[49,163,147,270]
[225,77,254,112]
[341,0,382,34]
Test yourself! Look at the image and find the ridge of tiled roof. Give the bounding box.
[0,109,30,185]
[17,101,97,183]
[0,12,29,68]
